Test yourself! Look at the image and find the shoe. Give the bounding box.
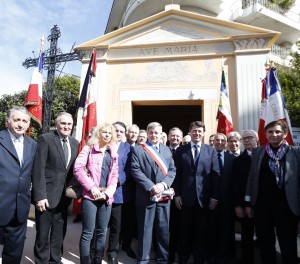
[126,248,136,259]
[107,255,118,264]
[73,214,82,223]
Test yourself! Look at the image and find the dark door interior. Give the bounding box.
[132,104,202,135]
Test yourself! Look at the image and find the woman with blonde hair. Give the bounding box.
[74,123,119,264]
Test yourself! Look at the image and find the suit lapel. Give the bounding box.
[142,144,160,174]
[0,130,20,165]
[22,135,33,167]
[118,142,126,160]
[257,147,265,172]
[67,137,78,171]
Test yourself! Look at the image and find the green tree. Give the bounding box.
[269,0,296,9]
[50,75,80,127]
[278,40,300,127]
[0,75,80,140]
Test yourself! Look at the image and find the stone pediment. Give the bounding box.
[115,22,226,46]
[75,8,280,50]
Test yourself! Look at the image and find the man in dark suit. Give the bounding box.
[32,112,79,264]
[131,122,176,264]
[0,106,37,263]
[167,127,183,264]
[233,130,258,264]
[207,133,236,264]
[174,121,219,264]
[107,121,135,263]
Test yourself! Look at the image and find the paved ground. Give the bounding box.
[1,205,300,263]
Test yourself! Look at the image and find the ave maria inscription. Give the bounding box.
[138,45,198,56]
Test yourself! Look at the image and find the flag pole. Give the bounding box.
[26,35,45,136]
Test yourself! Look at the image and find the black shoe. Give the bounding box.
[126,248,136,259]
[107,256,118,264]
[73,214,82,223]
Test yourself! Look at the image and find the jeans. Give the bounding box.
[80,198,112,259]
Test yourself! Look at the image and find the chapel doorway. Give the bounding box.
[132,101,202,135]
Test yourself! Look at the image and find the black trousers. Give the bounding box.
[255,198,298,264]
[239,216,255,264]
[107,203,122,258]
[206,204,236,264]
[121,202,137,250]
[34,199,70,264]
[178,202,208,264]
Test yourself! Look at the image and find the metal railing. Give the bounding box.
[242,0,299,21]
[271,44,291,58]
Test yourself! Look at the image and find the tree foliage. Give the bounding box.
[269,0,296,9]
[0,75,80,140]
[277,40,300,127]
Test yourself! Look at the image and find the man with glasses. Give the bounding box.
[32,112,79,264]
[233,130,258,264]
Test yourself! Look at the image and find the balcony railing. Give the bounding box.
[242,0,288,13]
[271,44,291,58]
[242,0,299,22]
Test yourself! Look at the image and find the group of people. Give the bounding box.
[0,105,299,264]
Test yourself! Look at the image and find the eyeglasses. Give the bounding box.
[242,136,256,141]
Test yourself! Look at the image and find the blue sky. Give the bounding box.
[0,0,113,96]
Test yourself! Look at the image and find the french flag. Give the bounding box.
[78,48,98,151]
[24,52,44,127]
[258,66,294,145]
[217,69,234,135]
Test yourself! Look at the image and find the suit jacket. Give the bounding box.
[246,146,300,216]
[0,129,37,225]
[233,150,252,208]
[32,131,79,209]
[113,142,132,204]
[131,143,176,207]
[173,143,219,208]
[218,151,236,209]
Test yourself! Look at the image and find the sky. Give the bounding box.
[0,0,113,96]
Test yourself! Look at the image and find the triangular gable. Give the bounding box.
[75,8,280,50]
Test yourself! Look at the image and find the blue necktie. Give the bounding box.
[194,145,199,164]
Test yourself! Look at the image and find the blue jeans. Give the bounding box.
[80,198,112,259]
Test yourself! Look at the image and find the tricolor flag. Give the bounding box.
[78,48,97,151]
[258,66,294,145]
[24,52,44,127]
[217,70,234,135]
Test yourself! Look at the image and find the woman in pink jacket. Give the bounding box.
[74,123,119,264]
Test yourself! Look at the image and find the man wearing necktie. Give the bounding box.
[32,112,79,264]
[131,122,176,264]
[206,133,236,264]
[167,127,183,263]
[0,106,37,263]
[227,131,241,157]
[233,130,258,264]
[173,121,219,264]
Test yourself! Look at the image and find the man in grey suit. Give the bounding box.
[131,122,176,264]
[174,121,219,264]
[32,112,79,264]
[0,106,37,263]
